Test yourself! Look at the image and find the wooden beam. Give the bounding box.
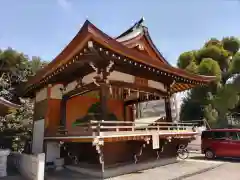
[87,41,114,69]
[124,96,161,106]
[112,61,173,85]
[109,80,167,96]
[64,83,98,99]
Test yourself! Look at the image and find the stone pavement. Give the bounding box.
[109,160,223,180]
[45,158,223,180]
[3,155,240,180]
[184,160,240,180]
[45,169,99,180]
[0,168,23,180]
[0,176,23,180]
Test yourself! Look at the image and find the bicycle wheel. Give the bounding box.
[177,149,189,160]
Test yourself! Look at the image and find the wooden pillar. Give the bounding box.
[60,96,67,127]
[164,97,172,122]
[99,82,109,121]
[136,103,140,119]
[123,103,126,121]
[90,60,114,121]
[165,86,172,122]
[58,96,67,135]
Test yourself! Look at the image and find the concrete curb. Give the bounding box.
[169,163,224,180]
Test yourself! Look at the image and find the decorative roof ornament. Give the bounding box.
[137,43,144,51]
[116,17,145,41]
[132,17,145,30]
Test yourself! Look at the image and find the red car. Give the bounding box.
[201,129,240,159]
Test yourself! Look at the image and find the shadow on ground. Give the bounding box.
[46,169,100,180]
[188,153,240,163]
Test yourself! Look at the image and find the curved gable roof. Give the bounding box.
[116,18,170,65]
[23,20,215,94]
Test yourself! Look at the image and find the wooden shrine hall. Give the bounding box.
[20,18,215,178]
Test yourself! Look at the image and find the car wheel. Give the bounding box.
[205,149,215,159]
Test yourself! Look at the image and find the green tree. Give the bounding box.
[229,52,240,74]
[180,94,204,121]
[222,36,240,55]
[178,37,240,128]
[177,51,196,69]
[0,48,46,151]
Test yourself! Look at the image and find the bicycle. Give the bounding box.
[177,144,189,160]
[68,152,79,165]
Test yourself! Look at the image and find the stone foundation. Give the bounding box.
[60,139,189,178]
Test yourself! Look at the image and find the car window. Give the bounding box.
[229,132,240,141]
[201,131,212,139]
[213,131,227,140]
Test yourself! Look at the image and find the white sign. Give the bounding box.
[32,119,45,154]
[152,133,159,149]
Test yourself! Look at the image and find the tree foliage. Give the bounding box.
[0,48,46,151]
[185,61,198,74]
[222,36,240,55]
[177,51,196,69]
[178,36,240,128]
[180,95,204,121]
[229,52,240,74]
[204,38,222,48]
[203,104,218,127]
[198,58,221,81]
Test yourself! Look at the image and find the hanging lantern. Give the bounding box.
[59,141,64,147]
[167,137,172,142]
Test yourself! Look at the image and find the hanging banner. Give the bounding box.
[152,133,159,149]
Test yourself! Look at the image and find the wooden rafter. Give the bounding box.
[110,80,166,97]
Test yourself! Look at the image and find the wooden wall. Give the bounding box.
[65,93,125,134]
[45,99,61,135]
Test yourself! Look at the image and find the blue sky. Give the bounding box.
[1,0,240,66]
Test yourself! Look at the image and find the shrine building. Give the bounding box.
[20,18,215,178]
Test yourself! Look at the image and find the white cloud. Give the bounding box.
[57,0,72,10]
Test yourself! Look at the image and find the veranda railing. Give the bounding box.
[87,120,198,134]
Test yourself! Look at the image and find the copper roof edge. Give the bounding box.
[0,97,21,109]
